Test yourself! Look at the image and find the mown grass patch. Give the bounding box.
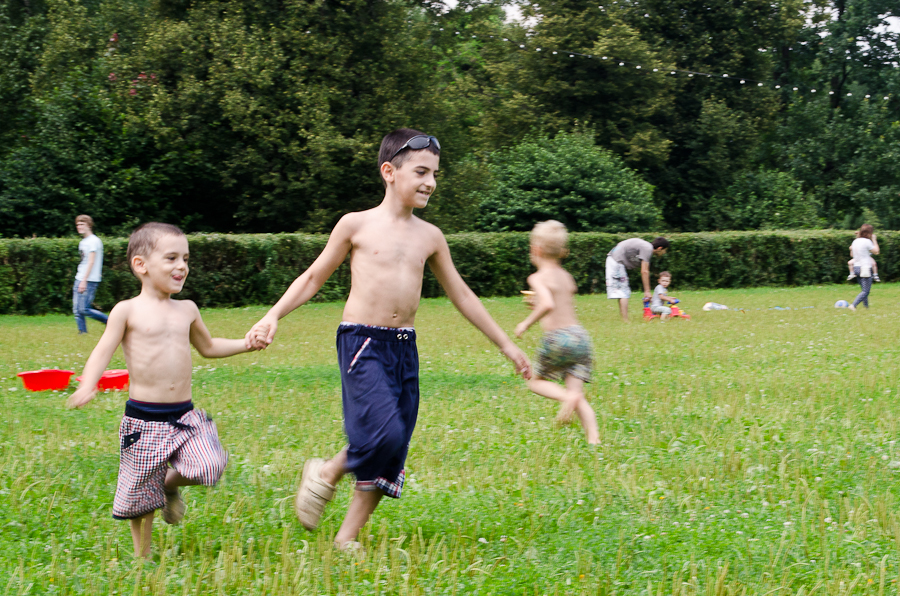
[3,284,900,594]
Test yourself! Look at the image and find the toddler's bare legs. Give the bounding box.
[527,376,600,444]
[564,375,600,444]
[318,448,384,546]
[129,512,154,558]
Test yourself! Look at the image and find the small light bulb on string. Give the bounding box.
[865,95,870,98]
[775,85,781,89]
[570,54,574,58]
[793,87,798,91]
[520,44,525,48]
[885,96,890,100]
[619,62,624,66]
[670,71,676,75]
[828,91,834,95]
[653,68,658,72]
[847,93,852,96]
[740,80,745,84]
[811,89,816,92]
[553,51,557,54]
[758,83,763,87]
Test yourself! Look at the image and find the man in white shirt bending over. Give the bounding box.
[605,237,669,321]
[74,214,108,334]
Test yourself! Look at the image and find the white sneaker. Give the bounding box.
[847,273,857,281]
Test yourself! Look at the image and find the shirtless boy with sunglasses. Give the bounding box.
[246,128,532,548]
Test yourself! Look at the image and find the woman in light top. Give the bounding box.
[848,223,879,312]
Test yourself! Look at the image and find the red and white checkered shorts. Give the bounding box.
[112,408,227,519]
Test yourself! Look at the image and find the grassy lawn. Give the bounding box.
[2,283,900,594]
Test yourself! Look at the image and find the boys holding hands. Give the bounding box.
[245,129,531,548]
[67,223,263,558]
[515,221,600,445]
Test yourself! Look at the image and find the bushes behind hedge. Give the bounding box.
[0,230,885,314]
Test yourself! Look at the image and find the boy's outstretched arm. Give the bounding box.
[189,302,260,358]
[515,275,553,338]
[245,216,355,349]
[67,303,129,408]
[428,234,532,379]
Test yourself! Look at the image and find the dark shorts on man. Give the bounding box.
[337,322,419,499]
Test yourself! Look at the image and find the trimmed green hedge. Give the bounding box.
[0,230,888,314]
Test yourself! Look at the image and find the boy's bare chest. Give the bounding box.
[127,310,192,343]
[354,234,432,268]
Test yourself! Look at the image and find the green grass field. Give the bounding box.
[3,284,900,595]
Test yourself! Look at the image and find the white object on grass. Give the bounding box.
[702,302,728,311]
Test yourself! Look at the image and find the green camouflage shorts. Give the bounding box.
[535,325,593,383]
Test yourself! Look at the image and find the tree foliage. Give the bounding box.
[477,132,659,232]
[0,0,898,237]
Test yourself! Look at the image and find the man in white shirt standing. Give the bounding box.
[605,237,669,321]
[74,214,108,334]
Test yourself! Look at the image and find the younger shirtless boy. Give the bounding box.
[515,221,600,444]
[245,128,531,548]
[67,223,261,558]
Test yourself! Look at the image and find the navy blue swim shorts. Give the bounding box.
[337,322,419,498]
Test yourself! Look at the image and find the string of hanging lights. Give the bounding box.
[438,28,894,102]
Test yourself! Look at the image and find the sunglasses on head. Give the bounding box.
[388,135,441,161]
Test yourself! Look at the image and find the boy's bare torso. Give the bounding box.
[533,265,580,331]
[341,209,442,328]
[119,296,197,403]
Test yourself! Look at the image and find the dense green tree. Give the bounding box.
[699,169,823,231]
[477,131,659,232]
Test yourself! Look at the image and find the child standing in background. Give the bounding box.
[849,224,880,311]
[649,271,679,321]
[515,221,600,445]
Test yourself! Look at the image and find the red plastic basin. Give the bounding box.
[77,369,130,391]
[17,369,75,392]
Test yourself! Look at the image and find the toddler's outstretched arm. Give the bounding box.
[67,303,128,408]
[515,274,553,338]
[189,302,263,357]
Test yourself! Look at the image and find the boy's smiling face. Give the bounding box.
[133,234,190,294]
[385,151,439,209]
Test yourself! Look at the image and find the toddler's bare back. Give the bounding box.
[534,265,580,331]
[119,296,197,403]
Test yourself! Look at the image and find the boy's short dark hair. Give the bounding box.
[126,222,185,275]
[859,224,874,240]
[658,271,671,279]
[75,214,94,229]
[377,128,440,182]
[652,237,670,250]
